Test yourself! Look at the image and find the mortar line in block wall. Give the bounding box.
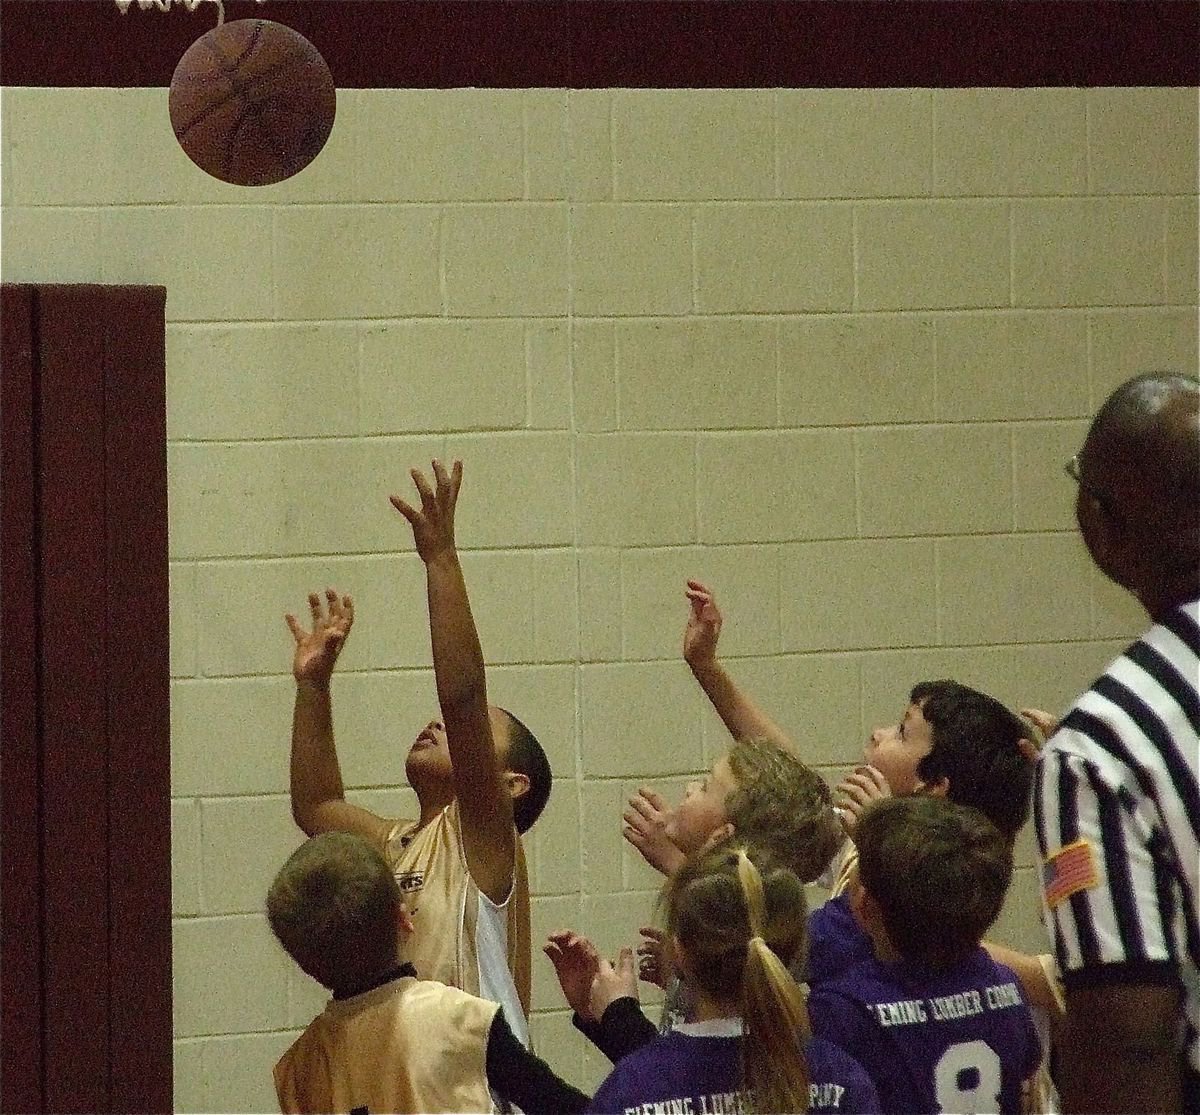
[155,302,1196,329]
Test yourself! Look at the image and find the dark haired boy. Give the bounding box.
[286,460,551,1043]
[624,584,1040,979]
[268,832,585,1114]
[807,796,1040,1114]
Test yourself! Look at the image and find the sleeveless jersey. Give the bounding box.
[383,801,531,1045]
[274,975,498,1114]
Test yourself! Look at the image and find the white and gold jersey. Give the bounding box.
[383,801,531,1044]
[274,974,498,1114]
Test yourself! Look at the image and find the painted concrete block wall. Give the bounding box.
[2,85,1197,1111]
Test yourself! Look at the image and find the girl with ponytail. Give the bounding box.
[585,844,879,1114]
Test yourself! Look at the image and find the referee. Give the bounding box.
[1035,373,1199,1113]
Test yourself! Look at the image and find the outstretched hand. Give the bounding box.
[590,947,638,1021]
[285,588,354,686]
[683,579,723,671]
[544,930,601,1020]
[637,925,672,989]
[1018,708,1059,763]
[389,459,462,564]
[623,788,687,877]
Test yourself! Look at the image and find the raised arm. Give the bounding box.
[683,580,796,752]
[286,589,392,845]
[390,460,515,904]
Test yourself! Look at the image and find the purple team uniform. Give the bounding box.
[586,1017,882,1114]
[807,893,874,985]
[807,948,1039,1114]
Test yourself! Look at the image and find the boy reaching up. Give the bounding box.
[286,460,551,1044]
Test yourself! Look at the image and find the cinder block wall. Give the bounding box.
[2,86,1197,1112]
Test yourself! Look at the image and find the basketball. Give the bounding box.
[168,18,335,187]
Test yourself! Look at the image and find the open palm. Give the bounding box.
[286,588,354,685]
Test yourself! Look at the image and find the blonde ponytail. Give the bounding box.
[736,850,810,1114]
[666,845,811,1114]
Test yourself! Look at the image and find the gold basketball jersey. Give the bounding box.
[274,975,498,1114]
[830,841,859,897]
[383,802,532,1030]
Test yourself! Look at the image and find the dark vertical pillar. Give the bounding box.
[102,286,172,1115]
[0,283,171,1114]
[36,286,112,1114]
[1,285,44,1115]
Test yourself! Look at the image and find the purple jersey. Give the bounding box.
[586,1018,881,1114]
[807,949,1040,1115]
[807,893,875,985]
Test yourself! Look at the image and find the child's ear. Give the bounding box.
[503,771,531,801]
[849,881,878,932]
[397,904,415,937]
[700,821,736,852]
[916,775,950,799]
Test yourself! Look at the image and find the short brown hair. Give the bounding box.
[856,795,1012,969]
[266,832,400,992]
[725,737,843,883]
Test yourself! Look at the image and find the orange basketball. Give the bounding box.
[168,18,336,187]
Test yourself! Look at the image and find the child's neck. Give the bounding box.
[412,781,455,829]
[417,796,449,828]
[331,958,414,1000]
[868,930,903,964]
[690,987,740,1023]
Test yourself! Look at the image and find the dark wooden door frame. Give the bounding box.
[1,284,171,1115]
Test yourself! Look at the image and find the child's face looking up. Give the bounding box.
[666,754,740,854]
[864,700,934,795]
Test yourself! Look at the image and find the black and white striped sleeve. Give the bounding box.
[1035,734,1183,991]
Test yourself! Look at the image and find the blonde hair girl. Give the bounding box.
[584,844,880,1114]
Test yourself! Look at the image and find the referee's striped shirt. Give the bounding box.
[1035,598,1199,1090]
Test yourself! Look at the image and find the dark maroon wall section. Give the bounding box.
[102,287,172,1115]
[1,286,44,1115]
[0,284,171,1115]
[0,0,1196,88]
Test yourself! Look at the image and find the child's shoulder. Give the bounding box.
[805,1032,872,1077]
[806,894,874,986]
[804,1036,882,1113]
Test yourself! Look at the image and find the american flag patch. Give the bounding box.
[1042,839,1099,908]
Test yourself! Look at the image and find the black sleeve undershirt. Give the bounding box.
[571,996,658,1064]
[485,1008,590,1115]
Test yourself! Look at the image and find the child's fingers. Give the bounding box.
[308,592,322,622]
[622,824,648,849]
[639,925,664,940]
[1017,738,1040,765]
[625,795,660,824]
[431,458,448,488]
[410,467,436,508]
[639,788,669,812]
[1019,707,1058,739]
[285,613,304,642]
[389,494,419,525]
